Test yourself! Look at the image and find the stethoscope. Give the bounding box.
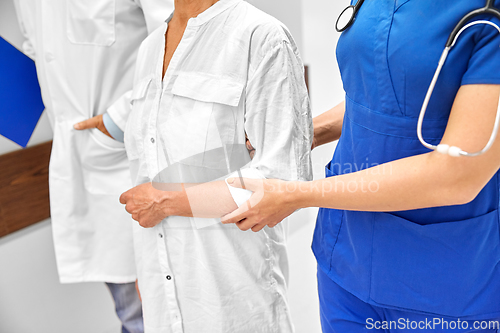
[336,0,500,157]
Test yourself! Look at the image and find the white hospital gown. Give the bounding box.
[124,0,313,332]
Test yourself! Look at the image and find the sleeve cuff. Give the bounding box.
[106,90,133,131]
[102,112,124,142]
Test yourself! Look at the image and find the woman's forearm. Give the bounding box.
[165,180,239,218]
[312,101,345,149]
[120,178,240,228]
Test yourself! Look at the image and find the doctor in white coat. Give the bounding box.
[13,0,173,331]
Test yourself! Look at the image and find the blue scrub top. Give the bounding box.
[313,0,500,319]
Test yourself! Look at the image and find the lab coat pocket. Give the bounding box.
[165,73,244,165]
[370,210,500,317]
[80,128,130,195]
[172,73,244,107]
[67,0,115,46]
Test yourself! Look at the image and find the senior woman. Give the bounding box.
[119,0,312,332]
[222,0,500,332]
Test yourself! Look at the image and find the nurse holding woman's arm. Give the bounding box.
[224,69,500,333]
[223,85,500,228]
[224,0,500,332]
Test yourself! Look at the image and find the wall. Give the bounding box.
[0,0,348,332]
[0,221,121,333]
[246,0,303,51]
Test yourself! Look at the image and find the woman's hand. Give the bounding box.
[120,182,180,228]
[221,177,301,232]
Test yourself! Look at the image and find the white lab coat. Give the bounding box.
[125,0,313,331]
[13,0,174,283]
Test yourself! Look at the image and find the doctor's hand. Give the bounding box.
[221,178,298,232]
[119,183,184,228]
[74,114,112,138]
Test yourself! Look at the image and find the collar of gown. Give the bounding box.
[164,0,243,27]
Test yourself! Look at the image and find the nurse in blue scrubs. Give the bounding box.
[222,0,500,331]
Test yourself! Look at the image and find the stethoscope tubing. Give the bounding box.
[336,0,500,157]
[447,2,500,47]
[418,21,500,157]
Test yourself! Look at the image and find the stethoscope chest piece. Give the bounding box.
[336,6,356,32]
[336,0,365,32]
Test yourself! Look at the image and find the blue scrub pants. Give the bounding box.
[106,282,144,333]
[317,267,499,333]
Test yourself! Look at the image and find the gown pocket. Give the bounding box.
[370,210,500,317]
[80,128,130,195]
[161,73,244,167]
[67,0,115,46]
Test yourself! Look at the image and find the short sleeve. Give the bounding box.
[461,17,500,85]
[244,29,313,182]
[102,112,124,142]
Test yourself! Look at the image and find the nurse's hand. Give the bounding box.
[73,114,112,138]
[221,177,299,232]
[120,183,183,228]
[245,134,255,159]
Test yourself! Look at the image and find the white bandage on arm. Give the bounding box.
[224,168,265,208]
[192,168,265,230]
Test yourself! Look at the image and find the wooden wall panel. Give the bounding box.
[0,141,51,237]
